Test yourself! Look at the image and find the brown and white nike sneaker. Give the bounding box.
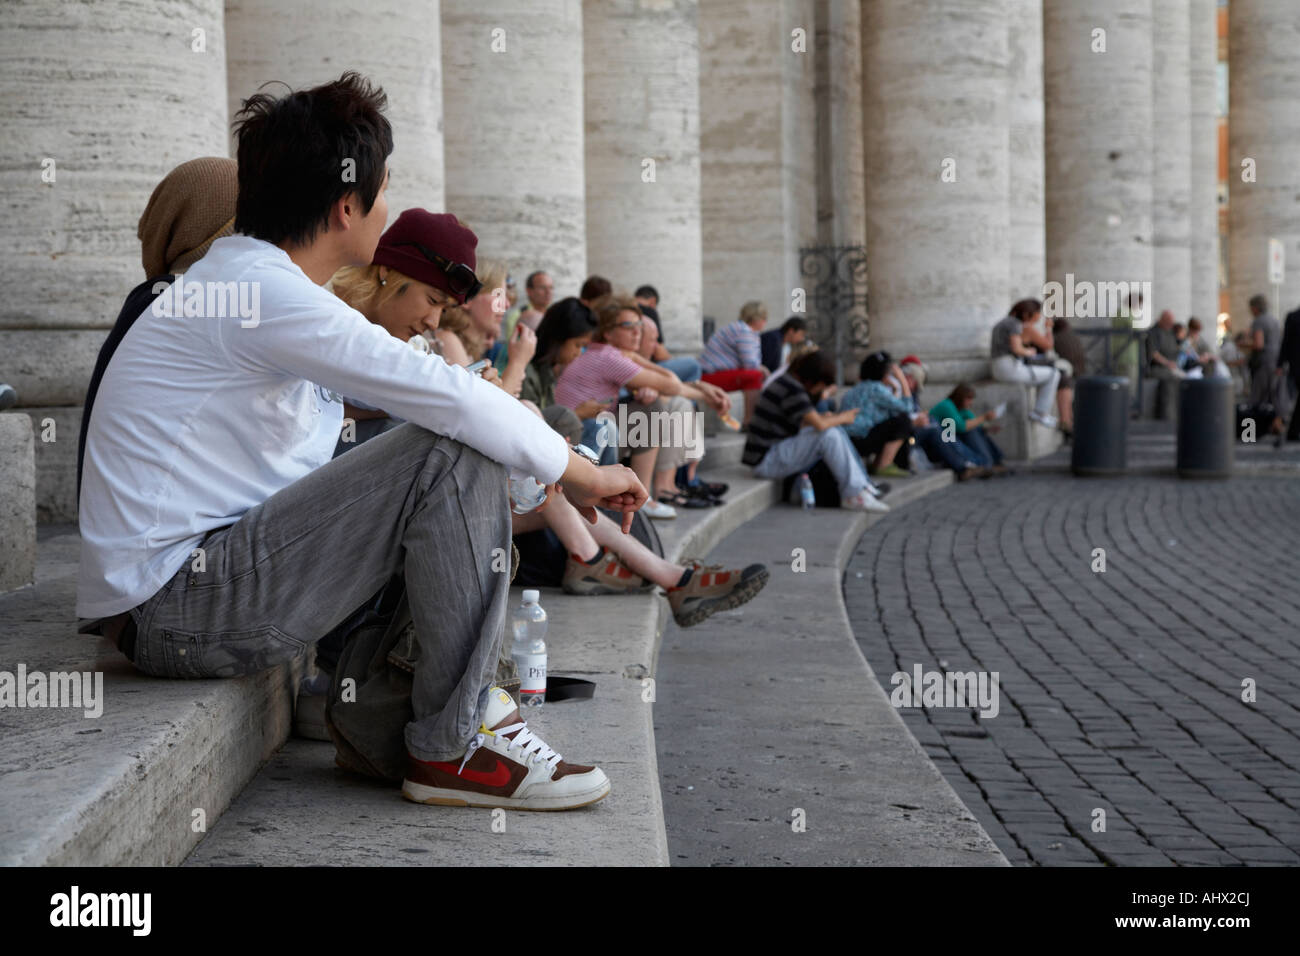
[401,687,610,811]
[562,548,653,596]
[667,560,770,628]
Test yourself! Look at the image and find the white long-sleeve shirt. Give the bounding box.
[76,235,569,618]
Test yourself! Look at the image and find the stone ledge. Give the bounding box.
[656,467,1009,864]
[0,525,301,865]
[0,413,36,592]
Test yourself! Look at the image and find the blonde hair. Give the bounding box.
[740,300,768,326]
[436,257,509,360]
[328,263,457,318]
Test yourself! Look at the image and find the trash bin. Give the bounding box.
[1072,375,1129,476]
[1176,377,1234,479]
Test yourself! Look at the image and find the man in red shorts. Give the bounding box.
[698,300,769,426]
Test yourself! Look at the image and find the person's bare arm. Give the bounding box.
[625,362,683,395]
[680,379,729,413]
[500,323,536,398]
[557,450,649,533]
[436,330,472,368]
[1008,332,1036,358]
[802,407,856,431]
[1023,323,1054,351]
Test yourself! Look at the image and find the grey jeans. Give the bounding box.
[126,423,511,762]
[752,425,871,498]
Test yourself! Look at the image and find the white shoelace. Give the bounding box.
[455,721,563,775]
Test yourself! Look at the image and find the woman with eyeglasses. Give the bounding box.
[555,294,731,519]
[523,297,621,465]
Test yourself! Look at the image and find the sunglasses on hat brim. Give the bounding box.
[391,240,482,302]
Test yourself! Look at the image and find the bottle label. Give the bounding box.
[513,651,547,693]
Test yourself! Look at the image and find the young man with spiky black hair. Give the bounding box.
[77,72,646,810]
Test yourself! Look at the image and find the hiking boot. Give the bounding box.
[562,548,652,595]
[402,687,610,811]
[667,562,770,627]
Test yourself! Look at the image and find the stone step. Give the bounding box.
[17,406,80,524]
[0,412,36,593]
[0,524,302,865]
[655,467,1008,864]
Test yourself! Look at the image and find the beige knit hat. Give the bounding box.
[138,157,238,277]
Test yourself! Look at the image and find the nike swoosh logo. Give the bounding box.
[430,758,512,787]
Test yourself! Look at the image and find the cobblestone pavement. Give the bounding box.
[844,468,1300,866]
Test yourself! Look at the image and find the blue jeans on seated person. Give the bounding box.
[658,356,701,383]
[913,424,975,473]
[581,416,619,466]
[752,425,872,499]
[956,426,1003,467]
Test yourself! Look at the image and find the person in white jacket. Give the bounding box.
[76,72,646,812]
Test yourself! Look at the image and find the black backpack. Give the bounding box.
[780,461,842,508]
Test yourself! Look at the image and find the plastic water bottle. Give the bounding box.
[797,473,816,510]
[508,475,547,514]
[510,590,548,708]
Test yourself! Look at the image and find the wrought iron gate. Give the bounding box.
[798,243,871,385]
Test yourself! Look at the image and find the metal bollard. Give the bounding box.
[1071,376,1129,476]
[1176,377,1234,479]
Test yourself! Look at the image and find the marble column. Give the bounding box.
[1228,0,1300,323]
[699,0,818,332]
[441,0,587,297]
[1009,0,1046,302]
[225,0,445,223]
[814,0,865,249]
[0,0,228,520]
[1152,0,1193,321]
[862,0,1010,380]
[1044,0,1155,329]
[1188,0,1220,325]
[583,0,702,351]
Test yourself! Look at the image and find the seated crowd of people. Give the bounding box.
[61,71,1300,817]
[73,73,773,815]
[987,292,1299,446]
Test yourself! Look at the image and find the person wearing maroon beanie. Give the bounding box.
[330,209,485,348]
[372,208,481,305]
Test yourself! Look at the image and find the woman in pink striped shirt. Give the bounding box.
[557,294,730,519]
